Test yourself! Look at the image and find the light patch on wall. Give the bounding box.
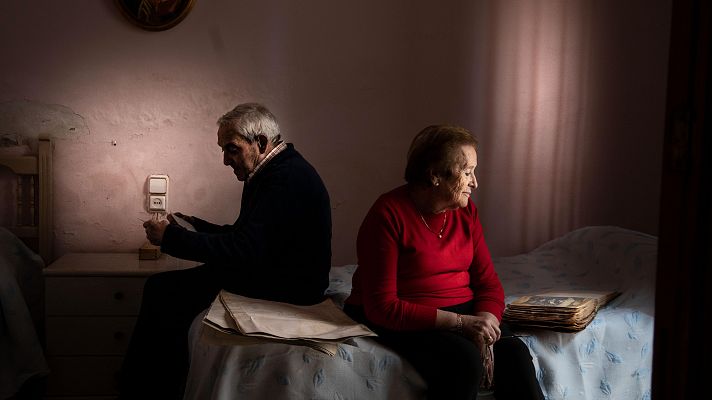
[482,0,590,252]
[0,99,90,142]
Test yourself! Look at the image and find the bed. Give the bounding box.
[496,226,656,400]
[183,225,656,400]
[0,138,52,400]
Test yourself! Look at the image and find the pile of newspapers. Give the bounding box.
[202,290,376,355]
[503,290,620,332]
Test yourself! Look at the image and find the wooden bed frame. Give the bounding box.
[0,138,53,264]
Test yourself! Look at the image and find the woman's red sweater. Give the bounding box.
[346,185,505,331]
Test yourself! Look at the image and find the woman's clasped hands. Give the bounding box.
[461,312,501,348]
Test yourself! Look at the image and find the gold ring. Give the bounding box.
[487,336,493,343]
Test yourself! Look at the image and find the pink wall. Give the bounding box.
[0,0,670,264]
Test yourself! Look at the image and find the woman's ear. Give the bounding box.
[428,170,440,187]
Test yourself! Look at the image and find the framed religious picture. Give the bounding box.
[115,0,197,31]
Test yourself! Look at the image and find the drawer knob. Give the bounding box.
[113,291,125,300]
[114,331,126,340]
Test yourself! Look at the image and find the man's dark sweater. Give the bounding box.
[160,143,332,305]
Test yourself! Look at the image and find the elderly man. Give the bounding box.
[119,103,332,399]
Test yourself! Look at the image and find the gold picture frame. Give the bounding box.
[115,0,197,31]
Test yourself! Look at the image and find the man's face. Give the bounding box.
[217,125,260,182]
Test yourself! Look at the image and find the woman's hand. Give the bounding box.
[435,309,501,347]
[462,312,501,347]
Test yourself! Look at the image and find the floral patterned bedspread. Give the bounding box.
[496,225,656,400]
[184,225,655,400]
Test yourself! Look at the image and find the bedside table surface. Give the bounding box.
[45,252,201,276]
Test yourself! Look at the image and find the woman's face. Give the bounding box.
[436,145,478,210]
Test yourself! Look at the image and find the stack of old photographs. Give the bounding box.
[503,290,620,332]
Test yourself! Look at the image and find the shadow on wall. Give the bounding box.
[0,99,89,226]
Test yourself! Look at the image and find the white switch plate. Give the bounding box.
[149,175,169,194]
[147,174,169,212]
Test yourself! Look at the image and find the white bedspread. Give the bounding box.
[184,225,656,400]
[0,227,49,400]
[496,226,656,400]
[185,279,427,400]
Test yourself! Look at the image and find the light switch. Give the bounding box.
[147,174,169,212]
[149,176,168,194]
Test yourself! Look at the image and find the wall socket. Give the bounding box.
[149,195,166,211]
[147,174,169,212]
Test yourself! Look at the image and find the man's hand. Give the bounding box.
[143,219,169,246]
[167,212,195,226]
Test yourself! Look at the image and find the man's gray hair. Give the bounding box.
[217,103,281,143]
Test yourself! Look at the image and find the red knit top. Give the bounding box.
[345,185,505,331]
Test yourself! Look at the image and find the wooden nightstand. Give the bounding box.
[43,253,199,399]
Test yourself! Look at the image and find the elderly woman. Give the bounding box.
[344,125,544,400]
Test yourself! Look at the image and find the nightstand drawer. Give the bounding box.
[46,276,146,315]
[46,316,136,356]
[46,355,122,396]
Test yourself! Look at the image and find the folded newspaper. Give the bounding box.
[202,290,376,355]
[503,290,620,332]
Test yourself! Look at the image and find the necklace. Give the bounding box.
[419,211,447,239]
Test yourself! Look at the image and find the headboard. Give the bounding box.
[0,138,53,264]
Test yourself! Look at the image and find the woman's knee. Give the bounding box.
[495,337,533,363]
[428,334,483,398]
[449,336,483,371]
[418,332,483,378]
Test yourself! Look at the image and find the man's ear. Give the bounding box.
[257,135,268,154]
